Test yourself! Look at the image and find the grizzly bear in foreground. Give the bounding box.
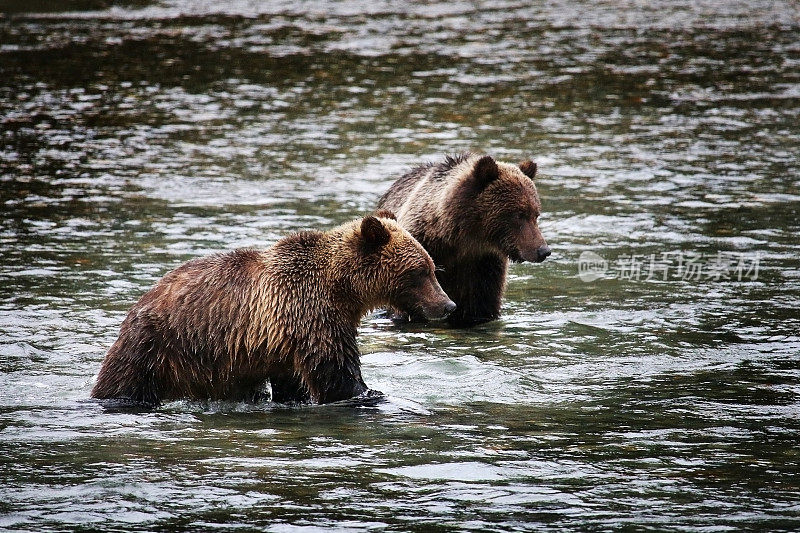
[91,215,455,406]
[377,152,550,327]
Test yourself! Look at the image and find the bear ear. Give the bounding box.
[519,160,537,180]
[473,155,499,189]
[360,216,391,252]
[374,209,397,221]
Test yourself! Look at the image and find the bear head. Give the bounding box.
[349,213,456,320]
[460,155,551,264]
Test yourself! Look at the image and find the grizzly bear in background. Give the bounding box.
[91,214,455,406]
[378,153,550,326]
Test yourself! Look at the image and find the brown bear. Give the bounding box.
[377,152,550,327]
[91,214,455,406]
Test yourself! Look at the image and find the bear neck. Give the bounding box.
[319,230,374,326]
[414,201,500,261]
[271,225,384,327]
[264,231,363,328]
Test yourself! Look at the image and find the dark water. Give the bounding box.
[2,1,800,530]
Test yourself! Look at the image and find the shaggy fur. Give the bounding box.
[91,215,454,406]
[378,152,549,326]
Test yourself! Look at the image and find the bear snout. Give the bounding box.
[423,297,456,320]
[518,244,551,263]
[418,278,457,320]
[536,245,552,262]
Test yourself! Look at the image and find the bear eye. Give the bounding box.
[405,267,428,284]
[413,267,430,279]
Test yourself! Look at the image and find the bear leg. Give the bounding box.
[301,358,368,404]
[438,254,507,327]
[270,373,311,404]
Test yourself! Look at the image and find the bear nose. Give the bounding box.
[536,245,551,262]
[442,300,457,317]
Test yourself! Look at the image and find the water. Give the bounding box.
[2,1,799,530]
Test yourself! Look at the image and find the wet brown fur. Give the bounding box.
[91,215,451,406]
[378,152,548,326]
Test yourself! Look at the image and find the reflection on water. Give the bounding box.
[1,0,799,530]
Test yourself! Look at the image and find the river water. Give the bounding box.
[1,1,799,530]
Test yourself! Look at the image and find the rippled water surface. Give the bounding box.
[2,1,800,530]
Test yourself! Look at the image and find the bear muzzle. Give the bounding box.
[418,280,457,320]
[441,299,457,318]
[515,222,550,263]
[421,295,457,320]
[517,244,551,263]
[535,245,551,263]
